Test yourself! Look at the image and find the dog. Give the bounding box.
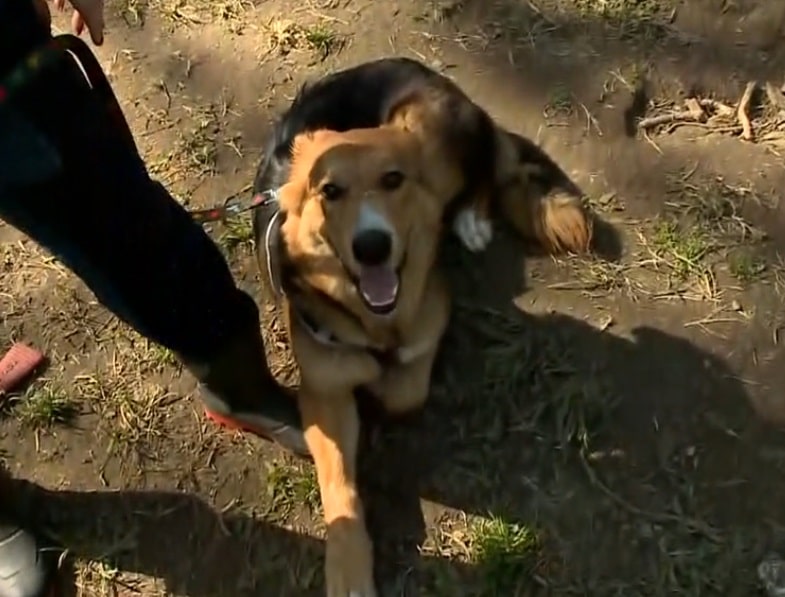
[251,58,594,597]
[270,126,453,597]
[253,57,592,285]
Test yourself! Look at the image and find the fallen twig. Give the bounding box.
[697,98,735,117]
[684,97,706,121]
[765,81,785,114]
[737,81,757,141]
[638,111,701,130]
[639,98,707,131]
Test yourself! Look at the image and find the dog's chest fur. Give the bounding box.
[289,289,431,368]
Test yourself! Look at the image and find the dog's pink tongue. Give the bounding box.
[358,265,399,308]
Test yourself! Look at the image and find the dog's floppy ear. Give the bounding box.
[383,89,431,134]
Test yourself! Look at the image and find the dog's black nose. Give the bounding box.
[352,229,392,266]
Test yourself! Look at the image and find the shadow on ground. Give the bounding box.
[7,219,777,594]
[437,0,785,106]
[7,281,775,594]
[352,225,780,594]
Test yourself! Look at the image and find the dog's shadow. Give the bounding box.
[354,173,770,593]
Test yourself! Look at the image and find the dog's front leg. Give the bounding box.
[299,384,377,597]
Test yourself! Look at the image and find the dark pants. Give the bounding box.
[0,1,259,366]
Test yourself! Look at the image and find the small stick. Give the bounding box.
[737,81,757,141]
[684,97,706,121]
[765,81,785,112]
[637,111,702,130]
[697,98,735,117]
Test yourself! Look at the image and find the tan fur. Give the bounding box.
[493,134,593,253]
[496,161,594,253]
[276,127,451,597]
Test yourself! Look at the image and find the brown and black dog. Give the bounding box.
[265,124,591,595]
[253,57,593,283]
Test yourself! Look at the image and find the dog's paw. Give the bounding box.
[326,519,377,597]
[453,207,493,252]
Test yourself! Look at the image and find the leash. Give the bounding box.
[188,187,279,224]
[189,186,286,309]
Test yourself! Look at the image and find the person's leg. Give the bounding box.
[0,22,305,454]
[0,6,304,595]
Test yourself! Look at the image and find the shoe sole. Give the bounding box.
[0,343,44,395]
[203,407,310,458]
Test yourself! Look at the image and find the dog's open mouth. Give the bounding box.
[358,264,400,315]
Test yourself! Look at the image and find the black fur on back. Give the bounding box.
[252,57,498,200]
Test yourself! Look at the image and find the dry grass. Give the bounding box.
[138,0,256,32]
[147,102,224,198]
[557,172,774,304]
[264,19,344,61]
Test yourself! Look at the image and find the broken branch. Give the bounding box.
[737,81,757,141]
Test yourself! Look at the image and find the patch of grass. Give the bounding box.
[565,0,672,40]
[469,516,540,594]
[150,0,252,31]
[551,255,643,299]
[179,105,222,172]
[15,384,79,429]
[266,19,344,60]
[219,216,255,253]
[631,172,776,298]
[140,341,181,372]
[544,84,574,119]
[650,219,711,280]
[729,251,767,284]
[148,102,225,195]
[571,0,662,21]
[666,174,767,243]
[415,0,466,23]
[303,25,341,60]
[265,458,320,521]
[74,362,174,462]
[74,560,123,596]
[457,303,617,453]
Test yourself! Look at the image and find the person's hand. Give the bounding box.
[57,0,105,45]
[33,0,105,46]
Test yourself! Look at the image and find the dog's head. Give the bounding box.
[278,127,441,317]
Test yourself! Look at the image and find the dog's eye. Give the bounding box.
[320,182,344,201]
[380,171,404,191]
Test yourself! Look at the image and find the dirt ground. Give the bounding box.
[2,0,785,595]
